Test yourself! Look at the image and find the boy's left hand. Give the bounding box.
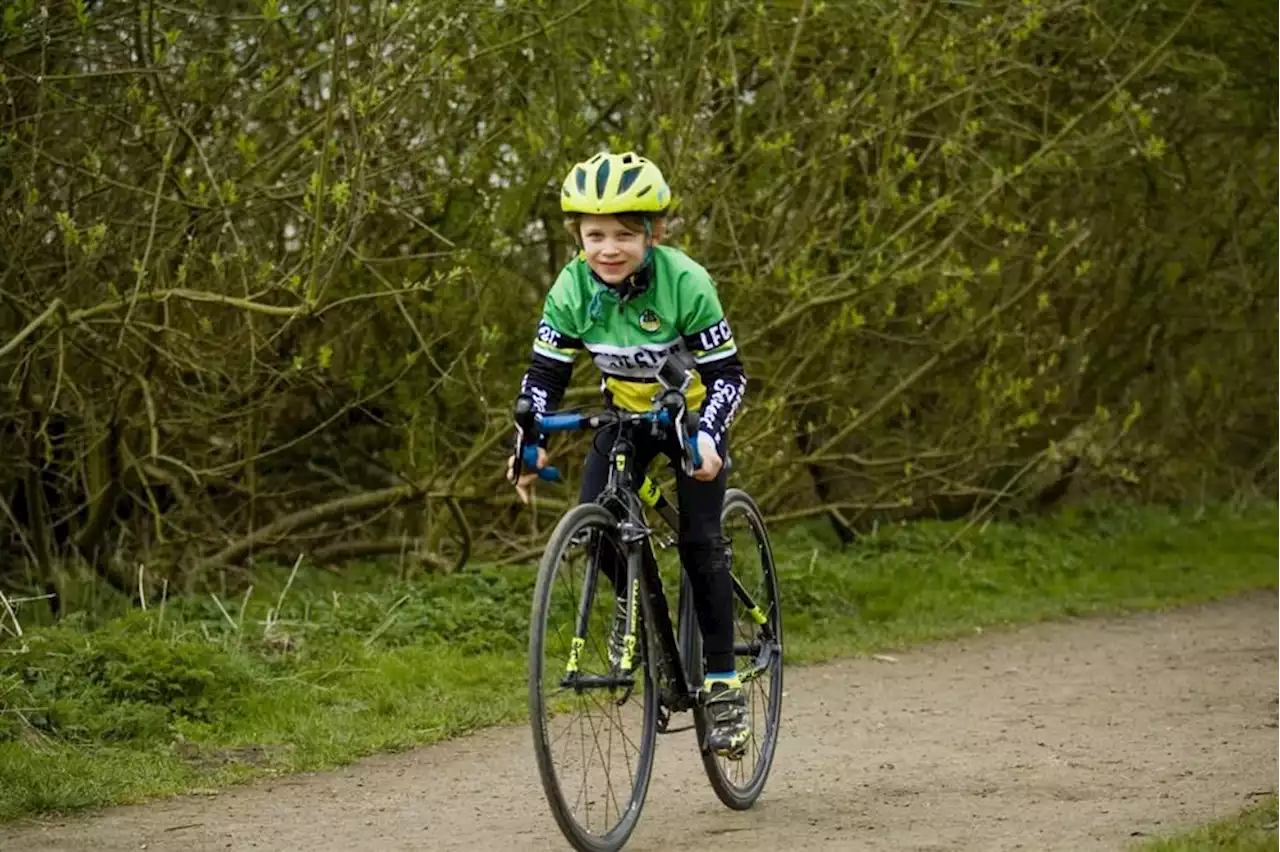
[692,432,722,482]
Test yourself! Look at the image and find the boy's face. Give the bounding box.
[579,214,662,284]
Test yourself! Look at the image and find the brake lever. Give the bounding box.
[676,414,702,477]
[512,396,561,484]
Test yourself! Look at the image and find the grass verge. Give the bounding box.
[0,501,1275,823]
[1131,796,1278,851]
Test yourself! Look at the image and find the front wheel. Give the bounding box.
[694,488,784,810]
[528,503,658,852]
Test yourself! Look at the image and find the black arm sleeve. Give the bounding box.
[693,351,747,453]
[515,352,575,449]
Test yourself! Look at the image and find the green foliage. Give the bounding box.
[0,502,1274,821]
[0,0,1275,586]
[4,612,261,742]
[1132,796,1279,851]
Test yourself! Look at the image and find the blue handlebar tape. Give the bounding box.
[686,435,702,469]
[539,413,585,432]
[521,443,561,482]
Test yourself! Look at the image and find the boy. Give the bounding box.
[507,151,750,756]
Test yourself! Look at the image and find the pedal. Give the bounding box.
[699,736,749,761]
[655,704,672,733]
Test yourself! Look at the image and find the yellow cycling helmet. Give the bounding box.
[560,151,671,215]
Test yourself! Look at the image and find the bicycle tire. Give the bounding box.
[528,502,659,852]
[694,487,784,810]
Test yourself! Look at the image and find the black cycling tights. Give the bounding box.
[578,428,736,675]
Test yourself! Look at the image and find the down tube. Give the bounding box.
[640,541,688,693]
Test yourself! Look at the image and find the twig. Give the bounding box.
[237,585,255,634]
[0,591,22,639]
[0,298,63,360]
[492,544,545,568]
[273,553,305,620]
[117,132,179,346]
[158,578,169,632]
[71,289,306,321]
[770,0,811,129]
[202,487,414,567]
[468,0,597,62]
[363,594,410,648]
[209,593,239,632]
[943,448,1051,549]
[134,374,160,460]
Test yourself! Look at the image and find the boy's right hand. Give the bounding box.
[506,447,548,505]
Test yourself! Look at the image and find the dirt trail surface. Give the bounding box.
[4,592,1276,852]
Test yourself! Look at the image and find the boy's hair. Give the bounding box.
[563,212,665,245]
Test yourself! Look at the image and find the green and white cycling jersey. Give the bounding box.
[519,245,746,449]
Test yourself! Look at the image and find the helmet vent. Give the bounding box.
[618,166,643,194]
[635,184,653,197]
[575,167,587,194]
[594,159,611,198]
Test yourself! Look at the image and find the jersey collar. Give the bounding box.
[586,256,655,322]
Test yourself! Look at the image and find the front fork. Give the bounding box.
[563,519,647,683]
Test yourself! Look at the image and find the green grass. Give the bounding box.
[0,501,1275,823]
[1132,797,1278,851]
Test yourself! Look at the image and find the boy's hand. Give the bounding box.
[692,432,722,482]
[506,447,548,504]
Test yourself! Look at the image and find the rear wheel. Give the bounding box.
[529,503,658,852]
[694,488,784,810]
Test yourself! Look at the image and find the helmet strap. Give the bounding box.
[637,219,656,273]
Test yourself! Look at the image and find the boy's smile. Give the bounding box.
[579,214,658,284]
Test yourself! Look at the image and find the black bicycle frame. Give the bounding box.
[558,422,699,708]
[541,412,776,706]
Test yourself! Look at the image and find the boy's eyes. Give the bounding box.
[585,231,637,240]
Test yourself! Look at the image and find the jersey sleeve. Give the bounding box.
[515,269,582,448]
[677,270,747,451]
[677,272,738,365]
[532,269,584,365]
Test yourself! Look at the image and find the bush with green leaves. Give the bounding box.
[0,0,1274,600]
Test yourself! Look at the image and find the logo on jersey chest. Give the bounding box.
[637,309,663,333]
[593,342,682,374]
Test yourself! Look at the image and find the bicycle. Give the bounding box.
[513,357,784,852]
